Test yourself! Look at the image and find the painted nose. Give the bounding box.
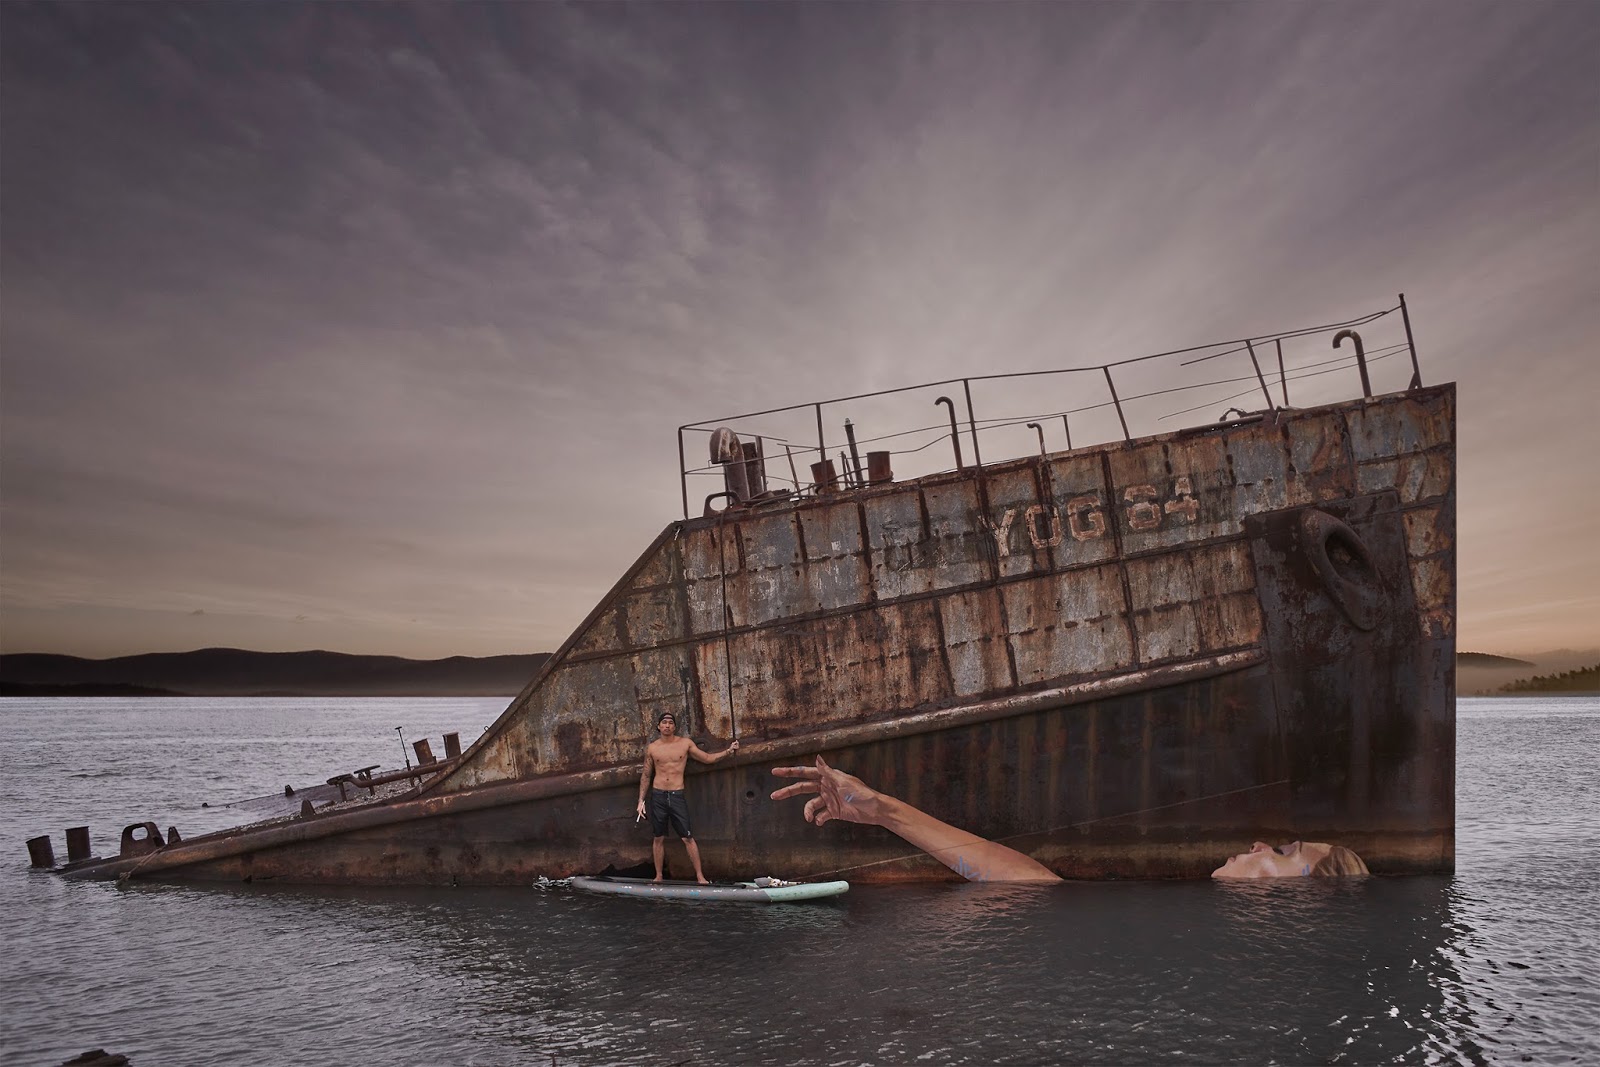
[1250,841,1272,853]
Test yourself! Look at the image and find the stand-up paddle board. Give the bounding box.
[570,875,848,903]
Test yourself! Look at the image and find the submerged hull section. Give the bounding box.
[62,382,1455,885]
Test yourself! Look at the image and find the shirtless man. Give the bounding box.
[636,712,739,883]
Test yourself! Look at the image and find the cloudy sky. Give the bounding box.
[2,2,1595,660]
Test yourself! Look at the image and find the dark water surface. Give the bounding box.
[3,696,1596,1065]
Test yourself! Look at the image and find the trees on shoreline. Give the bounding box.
[1499,664,1600,694]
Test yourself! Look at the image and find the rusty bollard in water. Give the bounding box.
[27,835,55,868]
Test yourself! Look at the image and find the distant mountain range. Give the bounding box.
[0,648,550,697]
[1456,652,1535,668]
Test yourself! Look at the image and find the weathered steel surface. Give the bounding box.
[63,383,1456,885]
[64,653,1283,883]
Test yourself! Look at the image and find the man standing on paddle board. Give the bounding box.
[637,712,739,884]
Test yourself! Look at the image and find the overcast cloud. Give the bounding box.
[2,2,1595,658]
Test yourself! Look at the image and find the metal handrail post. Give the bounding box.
[962,379,983,468]
[678,427,689,519]
[1104,367,1131,441]
[1399,293,1423,389]
[1244,340,1276,409]
[1275,339,1289,407]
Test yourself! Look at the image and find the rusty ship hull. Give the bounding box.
[54,312,1455,884]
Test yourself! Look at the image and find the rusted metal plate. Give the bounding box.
[1346,388,1454,463]
[1285,409,1356,506]
[723,511,803,628]
[1127,542,1264,663]
[682,524,732,636]
[862,488,931,599]
[937,587,1016,698]
[621,587,685,651]
[1108,436,1228,550]
[795,502,871,613]
[1042,453,1118,571]
[1002,565,1134,684]
[1222,422,1292,518]
[920,481,991,590]
[567,607,624,656]
[981,465,1053,580]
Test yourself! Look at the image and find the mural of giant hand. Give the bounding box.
[769,756,888,827]
[770,756,1061,883]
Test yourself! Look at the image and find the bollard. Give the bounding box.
[443,732,462,760]
[413,738,437,766]
[867,451,894,485]
[66,827,91,863]
[166,827,182,845]
[27,835,56,868]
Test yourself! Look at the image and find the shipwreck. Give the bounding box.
[35,297,1454,884]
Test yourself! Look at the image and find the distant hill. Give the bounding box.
[0,648,551,697]
[1457,652,1535,668]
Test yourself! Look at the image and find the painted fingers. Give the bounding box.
[769,779,819,801]
[767,780,833,823]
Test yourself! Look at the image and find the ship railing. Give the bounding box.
[676,295,1422,519]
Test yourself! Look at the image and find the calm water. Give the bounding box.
[2,696,1596,1065]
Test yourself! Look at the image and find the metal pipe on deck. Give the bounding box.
[810,459,839,493]
[934,396,964,471]
[843,419,864,485]
[1333,329,1372,398]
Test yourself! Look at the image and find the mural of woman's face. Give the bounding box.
[1211,840,1333,879]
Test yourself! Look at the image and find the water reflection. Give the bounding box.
[130,874,1509,1065]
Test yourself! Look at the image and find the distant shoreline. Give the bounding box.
[0,684,523,698]
[0,648,549,698]
[4,648,1595,699]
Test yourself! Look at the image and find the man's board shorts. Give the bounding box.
[648,788,693,838]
